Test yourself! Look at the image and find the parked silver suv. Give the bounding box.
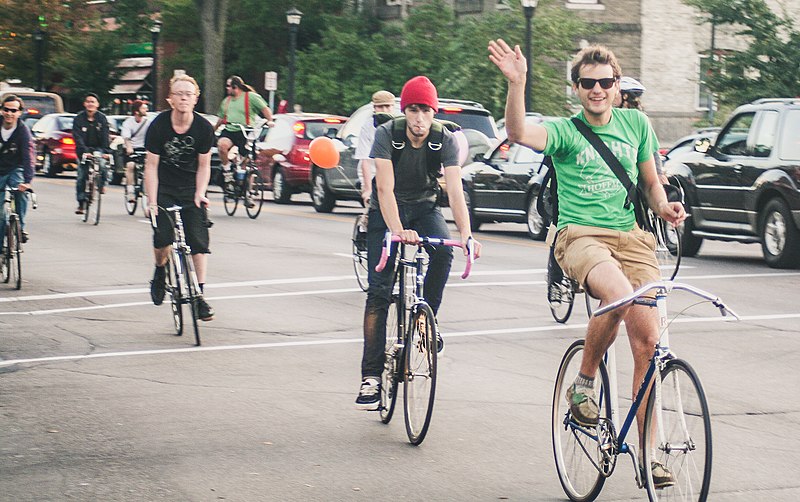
[311,98,497,213]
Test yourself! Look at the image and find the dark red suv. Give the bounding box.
[255,113,346,203]
[31,113,78,177]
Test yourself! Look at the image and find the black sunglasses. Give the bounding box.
[576,77,618,90]
[2,107,21,113]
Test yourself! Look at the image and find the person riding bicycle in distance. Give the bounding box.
[121,100,151,203]
[489,39,685,486]
[214,75,275,183]
[355,90,395,206]
[73,92,110,214]
[355,75,482,410]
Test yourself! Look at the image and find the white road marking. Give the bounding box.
[0,313,794,369]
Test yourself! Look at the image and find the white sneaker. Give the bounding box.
[354,377,381,411]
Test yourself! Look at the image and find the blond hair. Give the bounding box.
[169,74,201,96]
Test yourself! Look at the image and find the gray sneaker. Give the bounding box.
[647,461,676,489]
[566,382,599,427]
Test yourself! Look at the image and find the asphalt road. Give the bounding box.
[1,176,799,501]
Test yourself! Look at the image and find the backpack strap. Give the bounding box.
[389,118,446,179]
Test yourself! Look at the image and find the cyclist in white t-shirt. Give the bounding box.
[353,90,395,206]
[121,100,151,202]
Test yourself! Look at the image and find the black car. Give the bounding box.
[462,129,550,239]
[664,98,800,268]
[311,98,497,213]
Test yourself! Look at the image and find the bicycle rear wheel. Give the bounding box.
[166,258,184,336]
[403,302,437,445]
[245,169,266,219]
[380,295,401,424]
[550,278,576,324]
[223,187,239,216]
[352,215,369,292]
[552,340,611,502]
[643,359,711,502]
[181,251,202,346]
[124,187,138,215]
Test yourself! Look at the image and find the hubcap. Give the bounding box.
[764,210,786,256]
[528,198,544,235]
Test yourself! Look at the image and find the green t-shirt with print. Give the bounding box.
[541,108,657,232]
[217,91,269,132]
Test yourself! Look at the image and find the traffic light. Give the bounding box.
[38,15,48,28]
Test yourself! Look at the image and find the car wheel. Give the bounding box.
[678,214,703,257]
[463,188,481,232]
[526,193,547,241]
[43,151,58,177]
[312,169,336,213]
[272,167,292,204]
[760,198,800,268]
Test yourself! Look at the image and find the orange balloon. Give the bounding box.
[308,137,340,169]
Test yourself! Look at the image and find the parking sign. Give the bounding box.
[264,71,278,91]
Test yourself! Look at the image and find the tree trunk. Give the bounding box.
[196,0,229,113]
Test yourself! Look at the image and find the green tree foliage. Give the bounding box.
[52,30,123,105]
[684,0,800,106]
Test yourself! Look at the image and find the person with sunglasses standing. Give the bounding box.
[489,40,685,487]
[0,94,34,245]
[213,76,275,187]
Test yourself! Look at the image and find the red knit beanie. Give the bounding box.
[400,76,439,111]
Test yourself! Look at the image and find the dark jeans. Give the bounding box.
[1,168,27,249]
[76,153,108,203]
[361,200,453,379]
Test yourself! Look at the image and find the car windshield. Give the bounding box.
[435,110,496,138]
[57,116,74,131]
[305,121,343,139]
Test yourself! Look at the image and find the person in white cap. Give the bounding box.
[354,90,395,205]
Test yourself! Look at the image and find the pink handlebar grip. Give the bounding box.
[374,232,474,279]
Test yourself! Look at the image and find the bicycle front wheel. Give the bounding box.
[245,169,266,219]
[223,187,238,216]
[352,215,369,292]
[82,177,93,223]
[550,278,576,324]
[10,219,21,290]
[403,302,437,445]
[167,258,184,336]
[643,359,711,502]
[124,188,138,215]
[552,340,611,502]
[89,174,102,225]
[181,251,202,346]
[0,233,9,284]
[380,295,401,424]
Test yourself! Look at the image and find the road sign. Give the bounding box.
[264,71,277,91]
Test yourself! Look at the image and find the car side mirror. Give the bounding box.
[273,153,287,162]
[694,137,712,154]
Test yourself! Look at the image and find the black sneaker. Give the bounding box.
[150,266,166,306]
[548,281,563,304]
[196,297,214,321]
[21,231,29,244]
[354,378,381,411]
[437,333,445,354]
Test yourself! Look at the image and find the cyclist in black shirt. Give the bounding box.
[73,92,110,215]
[144,74,216,321]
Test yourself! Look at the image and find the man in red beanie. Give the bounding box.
[355,75,482,411]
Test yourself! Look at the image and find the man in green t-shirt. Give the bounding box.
[214,75,275,180]
[490,39,685,488]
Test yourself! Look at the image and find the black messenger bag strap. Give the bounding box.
[570,117,636,210]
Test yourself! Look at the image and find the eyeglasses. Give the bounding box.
[576,77,618,90]
[170,91,196,98]
[2,107,21,113]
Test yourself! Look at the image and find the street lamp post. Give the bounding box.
[33,29,45,91]
[286,7,303,111]
[150,20,162,109]
[521,0,538,112]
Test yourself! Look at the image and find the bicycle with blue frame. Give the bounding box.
[551,279,739,501]
[222,124,267,219]
[1,187,37,290]
[374,230,475,445]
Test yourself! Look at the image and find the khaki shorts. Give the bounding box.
[553,224,659,293]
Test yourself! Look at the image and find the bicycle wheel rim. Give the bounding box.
[551,340,609,502]
[380,297,401,424]
[93,179,102,225]
[352,216,369,292]
[167,259,184,336]
[12,221,21,290]
[403,303,437,445]
[223,190,238,216]
[245,170,266,219]
[643,359,711,502]
[550,279,576,324]
[182,252,202,346]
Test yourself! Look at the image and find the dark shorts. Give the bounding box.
[124,147,146,164]
[152,188,211,254]
[219,129,247,152]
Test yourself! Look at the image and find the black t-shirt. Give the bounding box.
[145,111,213,189]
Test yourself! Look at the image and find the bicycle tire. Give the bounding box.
[550,278,576,324]
[352,215,369,292]
[643,358,711,502]
[10,218,21,290]
[403,302,438,445]
[181,251,202,346]
[245,168,266,219]
[82,176,93,223]
[0,231,9,284]
[380,295,401,424]
[167,257,184,336]
[552,340,612,502]
[92,174,103,225]
[223,186,239,216]
[124,187,138,215]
